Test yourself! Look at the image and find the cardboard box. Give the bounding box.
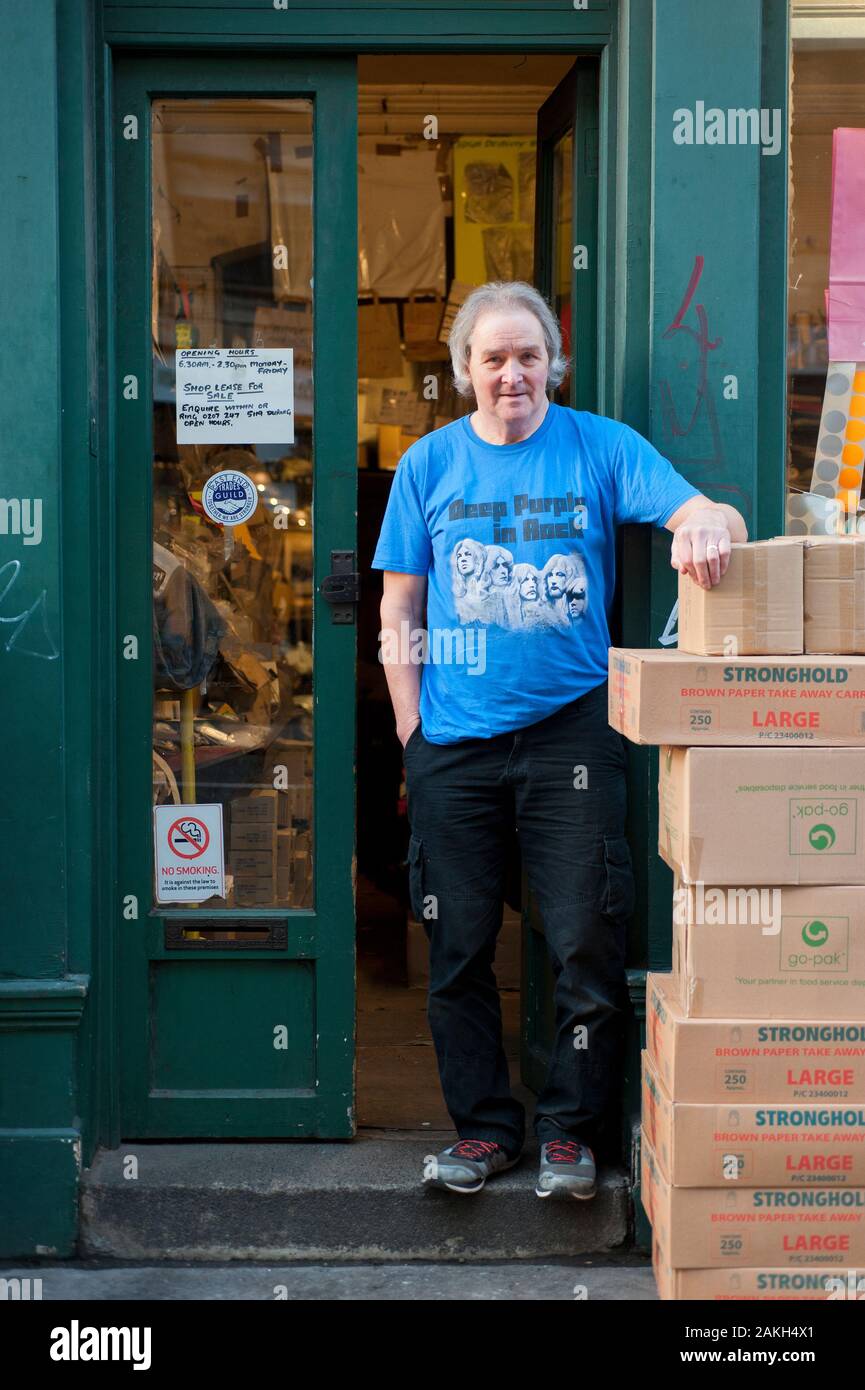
[642,1048,865,1187]
[230,790,278,824]
[231,849,275,877]
[641,1134,865,1268]
[678,541,803,657]
[672,880,865,1019]
[802,536,865,654]
[608,648,865,746]
[647,971,865,1102]
[658,745,865,884]
[234,880,273,907]
[277,786,312,828]
[652,1235,865,1300]
[230,824,277,852]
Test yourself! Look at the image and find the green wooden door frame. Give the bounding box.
[533,58,600,414]
[112,52,358,1137]
[521,57,601,1097]
[93,7,617,1154]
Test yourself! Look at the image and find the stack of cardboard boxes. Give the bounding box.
[228,745,313,908]
[609,537,865,1300]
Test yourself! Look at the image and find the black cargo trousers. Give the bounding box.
[403,679,635,1161]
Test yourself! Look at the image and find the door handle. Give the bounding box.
[321,549,360,624]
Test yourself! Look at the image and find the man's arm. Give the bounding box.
[379,571,428,748]
[665,494,748,590]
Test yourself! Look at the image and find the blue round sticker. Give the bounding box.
[201,470,258,526]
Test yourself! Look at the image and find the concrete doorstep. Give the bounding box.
[79,1135,632,1263]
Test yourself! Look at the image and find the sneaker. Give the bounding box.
[423,1139,521,1194]
[535,1139,597,1200]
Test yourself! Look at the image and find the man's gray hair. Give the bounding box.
[447,280,569,398]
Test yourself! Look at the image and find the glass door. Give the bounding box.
[114,55,357,1137]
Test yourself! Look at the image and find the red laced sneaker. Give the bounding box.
[536,1139,597,1199]
[545,1140,586,1163]
[450,1139,501,1160]
[424,1138,522,1193]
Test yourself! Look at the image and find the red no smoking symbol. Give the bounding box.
[168,816,210,859]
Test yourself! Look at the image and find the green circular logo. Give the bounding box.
[808,823,836,851]
[802,919,830,947]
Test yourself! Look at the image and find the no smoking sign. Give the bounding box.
[154,803,225,903]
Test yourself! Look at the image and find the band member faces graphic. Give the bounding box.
[450,538,587,632]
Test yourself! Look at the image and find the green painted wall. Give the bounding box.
[0,0,92,1258]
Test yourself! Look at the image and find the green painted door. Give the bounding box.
[113,54,358,1137]
[522,59,600,1094]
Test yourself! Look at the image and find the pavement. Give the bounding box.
[0,1259,657,1300]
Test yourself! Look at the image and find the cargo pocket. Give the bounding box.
[603,835,636,921]
[407,834,426,922]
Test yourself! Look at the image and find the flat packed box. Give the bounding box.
[233,868,275,889]
[641,1134,865,1268]
[231,849,275,877]
[646,971,865,1102]
[608,649,865,745]
[658,744,865,884]
[234,881,272,907]
[651,1236,865,1300]
[230,824,277,852]
[800,536,865,655]
[230,790,278,824]
[672,879,865,1019]
[677,541,803,657]
[642,1048,865,1187]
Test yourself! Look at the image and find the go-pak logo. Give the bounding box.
[780,915,848,973]
[802,919,830,948]
[789,798,856,857]
[809,823,836,851]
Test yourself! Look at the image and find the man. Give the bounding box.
[372,281,746,1199]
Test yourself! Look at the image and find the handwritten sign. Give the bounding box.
[176,349,294,444]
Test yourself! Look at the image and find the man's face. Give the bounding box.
[466,309,550,426]
[520,574,538,601]
[546,564,568,598]
[490,555,511,586]
[568,587,587,619]
[456,544,474,575]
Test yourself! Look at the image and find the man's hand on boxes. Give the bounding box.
[666,495,748,591]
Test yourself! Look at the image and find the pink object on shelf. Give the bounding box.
[827,128,865,361]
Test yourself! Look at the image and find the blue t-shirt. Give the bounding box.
[371,402,700,744]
